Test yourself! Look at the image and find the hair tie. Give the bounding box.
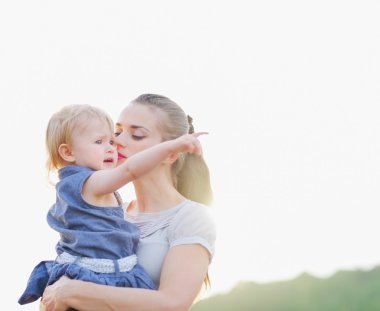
[187,115,194,134]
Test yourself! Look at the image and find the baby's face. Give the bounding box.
[70,118,117,170]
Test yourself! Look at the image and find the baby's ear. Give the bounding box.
[58,144,75,162]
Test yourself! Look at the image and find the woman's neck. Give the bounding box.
[132,175,185,213]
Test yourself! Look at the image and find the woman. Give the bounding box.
[41,94,216,311]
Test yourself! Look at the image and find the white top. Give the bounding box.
[124,200,216,287]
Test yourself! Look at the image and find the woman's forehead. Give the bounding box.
[118,104,160,127]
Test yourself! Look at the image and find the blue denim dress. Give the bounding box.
[19,165,155,308]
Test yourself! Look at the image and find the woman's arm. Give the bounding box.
[42,244,210,311]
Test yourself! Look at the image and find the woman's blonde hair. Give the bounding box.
[45,104,114,173]
[131,94,213,205]
[132,94,213,289]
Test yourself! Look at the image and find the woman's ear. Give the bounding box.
[58,144,75,163]
[164,152,178,164]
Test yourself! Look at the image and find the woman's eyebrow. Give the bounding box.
[115,123,150,132]
[130,125,149,131]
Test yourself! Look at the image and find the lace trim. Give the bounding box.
[56,252,137,273]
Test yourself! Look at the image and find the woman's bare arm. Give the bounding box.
[42,244,210,311]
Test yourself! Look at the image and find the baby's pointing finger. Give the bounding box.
[192,131,209,138]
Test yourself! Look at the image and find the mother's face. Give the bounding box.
[114,104,163,163]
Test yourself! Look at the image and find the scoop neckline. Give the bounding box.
[126,199,189,217]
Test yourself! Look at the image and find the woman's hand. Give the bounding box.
[41,276,72,311]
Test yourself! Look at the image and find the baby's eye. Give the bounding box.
[95,139,102,144]
[110,140,115,145]
[114,131,121,137]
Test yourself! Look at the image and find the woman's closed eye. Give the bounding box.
[114,127,146,140]
[131,134,145,140]
[131,128,148,140]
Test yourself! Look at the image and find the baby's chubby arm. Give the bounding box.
[86,132,207,197]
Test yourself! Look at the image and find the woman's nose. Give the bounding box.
[114,136,125,149]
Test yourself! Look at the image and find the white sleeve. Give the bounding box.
[167,202,216,261]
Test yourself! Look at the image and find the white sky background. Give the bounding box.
[1,1,380,310]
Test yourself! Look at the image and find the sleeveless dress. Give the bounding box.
[18,165,155,308]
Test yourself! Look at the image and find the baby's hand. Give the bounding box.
[171,132,208,155]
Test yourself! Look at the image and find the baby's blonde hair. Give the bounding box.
[45,104,114,173]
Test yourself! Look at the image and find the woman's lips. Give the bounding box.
[118,153,127,160]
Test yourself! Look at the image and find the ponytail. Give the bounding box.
[175,153,213,205]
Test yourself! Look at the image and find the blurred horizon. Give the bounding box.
[193,264,380,310]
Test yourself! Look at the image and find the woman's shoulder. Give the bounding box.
[168,200,216,259]
[174,200,214,222]
[169,201,216,240]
